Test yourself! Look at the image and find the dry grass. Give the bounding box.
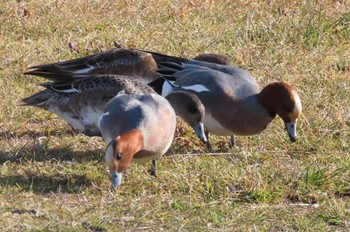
[1,0,350,231]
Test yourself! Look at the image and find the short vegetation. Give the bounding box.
[0,0,349,231]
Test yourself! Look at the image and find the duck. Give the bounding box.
[142,50,301,147]
[22,74,207,142]
[152,53,302,146]
[98,92,176,188]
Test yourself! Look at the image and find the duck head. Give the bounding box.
[105,130,143,188]
[257,82,302,142]
[165,91,207,143]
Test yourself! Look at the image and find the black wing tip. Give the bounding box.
[23,69,48,76]
[156,61,184,81]
[156,70,177,81]
[21,99,35,106]
[21,88,54,107]
[158,61,184,70]
[21,95,43,106]
[39,82,54,88]
[23,69,78,82]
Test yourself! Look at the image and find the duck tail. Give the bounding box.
[23,55,92,82]
[21,89,52,108]
[23,67,78,82]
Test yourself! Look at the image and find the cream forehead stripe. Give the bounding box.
[290,90,302,119]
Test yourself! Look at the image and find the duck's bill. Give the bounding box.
[193,122,207,143]
[285,122,297,142]
[111,171,122,188]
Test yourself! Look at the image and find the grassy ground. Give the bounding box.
[1,0,350,231]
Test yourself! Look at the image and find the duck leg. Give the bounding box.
[148,160,157,177]
[229,135,235,147]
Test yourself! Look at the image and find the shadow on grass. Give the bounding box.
[0,128,80,140]
[0,145,104,165]
[0,145,104,194]
[0,173,93,194]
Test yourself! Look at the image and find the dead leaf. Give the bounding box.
[23,8,30,17]
[114,41,123,48]
[99,45,107,52]
[181,51,189,59]
[68,42,80,53]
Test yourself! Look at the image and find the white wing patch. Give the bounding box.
[180,84,210,93]
[162,80,210,96]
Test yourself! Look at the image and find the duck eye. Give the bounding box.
[115,152,122,160]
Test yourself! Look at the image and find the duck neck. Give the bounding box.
[165,91,200,126]
[165,93,182,115]
[256,86,278,119]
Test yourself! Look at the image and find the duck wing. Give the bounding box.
[24,49,160,83]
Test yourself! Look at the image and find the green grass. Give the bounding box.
[1,0,350,231]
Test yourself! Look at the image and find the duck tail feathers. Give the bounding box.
[21,89,52,108]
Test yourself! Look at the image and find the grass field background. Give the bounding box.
[1,0,350,231]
